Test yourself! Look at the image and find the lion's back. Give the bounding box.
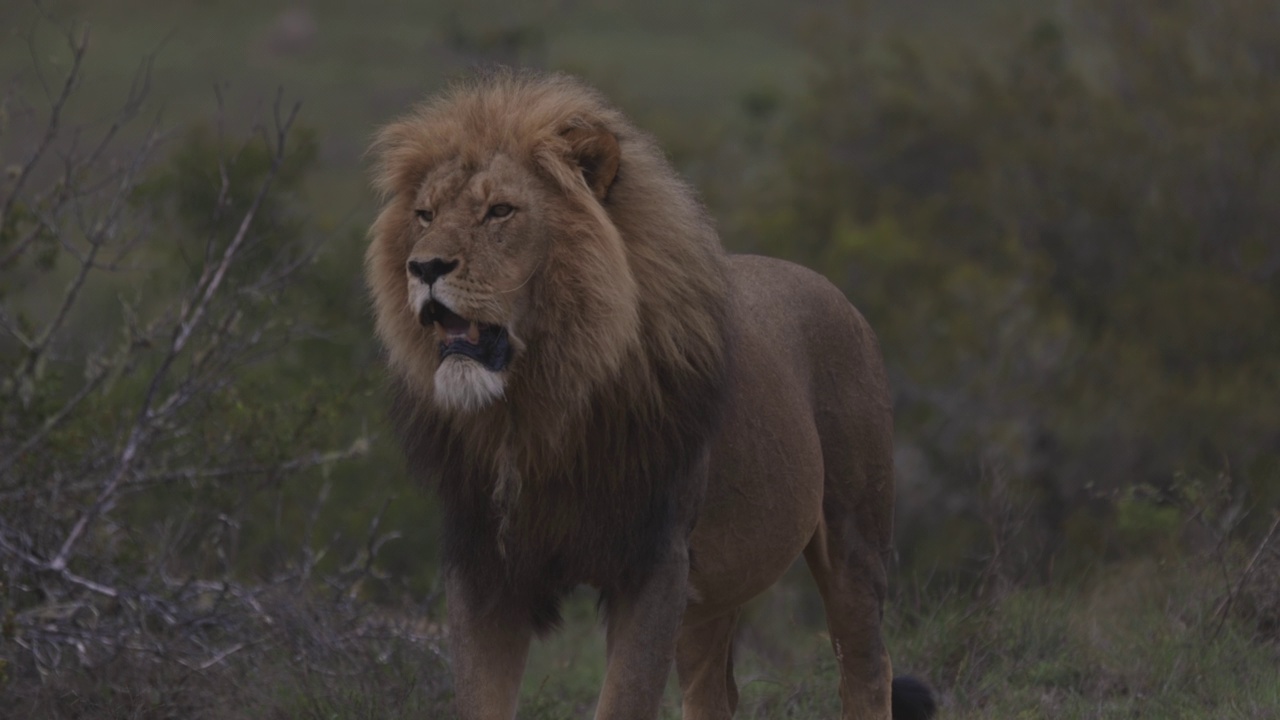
[726,254,888,407]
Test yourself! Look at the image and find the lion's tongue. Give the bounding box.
[426,302,511,370]
[440,323,513,372]
[436,314,474,342]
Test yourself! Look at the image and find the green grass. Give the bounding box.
[14,556,1273,718]
[895,560,1280,718]
[491,556,1280,718]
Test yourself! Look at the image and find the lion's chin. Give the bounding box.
[433,355,506,413]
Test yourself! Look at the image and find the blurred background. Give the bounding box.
[2,1,1278,717]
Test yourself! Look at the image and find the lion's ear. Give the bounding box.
[560,123,620,201]
[368,120,435,200]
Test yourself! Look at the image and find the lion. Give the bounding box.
[366,70,935,720]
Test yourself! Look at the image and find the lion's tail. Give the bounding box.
[892,675,938,720]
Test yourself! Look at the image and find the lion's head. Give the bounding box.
[367,71,727,432]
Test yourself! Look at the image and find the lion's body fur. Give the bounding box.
[366,71,932,720]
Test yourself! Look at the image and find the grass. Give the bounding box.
[893,559,1280,719]
[12,552,1276,718]
[482,556,1280,719]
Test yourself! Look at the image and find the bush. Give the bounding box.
[0,29,426,696]
[746,0,1280,576]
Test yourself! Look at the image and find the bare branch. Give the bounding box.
[298,479,334,586]
[141,440,372,486]
[0,364,108,476]
[0,439,373,502]
[13,128,156,380]
[46,103,301,573]
[0,531,119,597]
[1212,511,1280,638]
[178,641,249,671]
[0,304,36,347]
[0,27,87,230]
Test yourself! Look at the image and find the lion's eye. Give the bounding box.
[415,209,434,226]
[486,203,514,220]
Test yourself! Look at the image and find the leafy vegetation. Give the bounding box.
[745,0,1280,581]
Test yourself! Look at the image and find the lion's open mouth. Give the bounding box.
[420,300,513,372]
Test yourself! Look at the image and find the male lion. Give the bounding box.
[366,71,935,720]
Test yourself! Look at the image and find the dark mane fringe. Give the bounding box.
[393,322,728,631]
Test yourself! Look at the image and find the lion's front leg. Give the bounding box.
[445,572,533,720]
[593,538,691,720]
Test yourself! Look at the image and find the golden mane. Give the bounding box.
[366,70,731,625]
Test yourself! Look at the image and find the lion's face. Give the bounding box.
[401,153,553,412]
[368,91,642,417]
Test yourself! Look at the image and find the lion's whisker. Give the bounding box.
[497,257,544,294]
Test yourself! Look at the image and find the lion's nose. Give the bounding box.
[407,258,459,285]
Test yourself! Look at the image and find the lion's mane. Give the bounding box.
[366,71,731,628]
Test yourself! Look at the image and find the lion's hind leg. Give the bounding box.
[675,609,741,720]
[803,514,894,720]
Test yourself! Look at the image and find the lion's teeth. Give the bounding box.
[468,321,480,343]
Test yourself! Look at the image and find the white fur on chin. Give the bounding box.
[433,356,506,412]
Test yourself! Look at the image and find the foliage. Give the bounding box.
[747,0,1280,575]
